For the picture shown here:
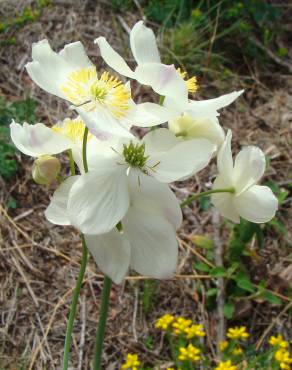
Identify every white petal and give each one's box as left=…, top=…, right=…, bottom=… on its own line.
left=45, top=176, right=79, bottom=225
left=216, top=130, right=233, bottom=182
left=95, top=37, right=135, bottom=78
left=26, top=39, right=71, bottom=97
left=168, top=114, right=225, bottom=147
left=134, top=63, right=188, bottom=105
left=128, top=170, right=182, bottom=230
left=10, top=121, right=72, bottom=157
left=211, top=175, right=240, bottom=223
left=187, top=90, right=244, bottom=116
left=76, top=107, right=134, bottom=139
left=67, top=166, right=130, bottom=234
left=143, top=128, right=180, bottom=155
left=233, top=146, right=266, bottom=195
left=85, top=230, right=130, bottom=284
left=130, top=20, right=161, bottom=65
left=149, top=137, right=216, bottom=183
left=234, top=185, right=278, bottom=223
left=127, top=102, right=175, bottom=127
left=123, top=207, right=178, bottom=279
left=58, top=41, right=92, bottom=68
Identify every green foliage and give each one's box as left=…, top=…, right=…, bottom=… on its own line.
left=142, top=280, right=158, bottom=315
left=0, top=96, right=37, bottom=180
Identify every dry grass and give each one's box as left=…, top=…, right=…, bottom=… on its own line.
left=0, top=1, right=291, bottom=369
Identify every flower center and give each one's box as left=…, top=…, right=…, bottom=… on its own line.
left=60, top=67, right=130, bottom=117
left=177, top=68, right=198, bottom=93
left=52, top=117, right=92, bottom=144
left=123, top=142, right=149, bottom=169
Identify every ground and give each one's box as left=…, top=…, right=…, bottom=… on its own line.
left=0, top=1, right=291, bottom=369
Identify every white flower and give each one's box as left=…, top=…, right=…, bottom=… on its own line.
left=10, top=116, right=100, bottom=173
left=25, top=39, right=172, bottom=137
left=95, top=20, right=188, bottom=106
left=53, top=128, right=215, bottom=235
left=211, top=131, right=278, bottom=223
left=45, top=171, right=181, bottom=283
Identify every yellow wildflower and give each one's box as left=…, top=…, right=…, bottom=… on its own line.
left=172, top=317, right=192, bottom=335
left=214, top=360, right=238, bottom=370
left=121, top=353, right=140, bottom=370
left=232, top=347, right=243, bottom=356
left=184, top=324, right=206, bottom=339
left=219, top=341, right=229, bottom=352
left=269, top=334, right=289, bottom=349
left=274, top=348, right=292, bottom=369
left=155, top=314, right=174, bottom=331
left=178, top=344, right=201, bottom=362
left=227, top=326, right=249, bottom=340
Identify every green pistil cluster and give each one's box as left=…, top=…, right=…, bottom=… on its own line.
left=90, top=82, right=107, bottom=101
left=123, top=141, right=149, bottom=168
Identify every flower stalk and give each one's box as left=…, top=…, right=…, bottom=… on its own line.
left=92, top=276, right=112, bottom=370
left=180, top=188, right=235, bottom=208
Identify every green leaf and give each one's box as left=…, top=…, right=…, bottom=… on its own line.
left=224, top=301, right=235, bottom=319
left=206, top=288, right=218, bottom=297
left=234, top=272, right=255, bottom=293
left=260, top=290, right=282, bottom=305
left=191, top=234, right=214, bottom=249
left=210, top=266, right=227, bottom=277
left=194, top=262, right=211, bottom=272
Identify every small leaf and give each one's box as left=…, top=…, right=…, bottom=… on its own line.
left=194, top=262, right=211, bottom=272
left=260, top=290, right=282, bottom=305
left=224, top=301, right=235, bottom=319
left=206, top=288, right=218, bottom=297
left=210, top=266, right=227, bottom=277
left=191, top=234, right=214, bottom=249
left=235, top=272, right=255, bottom=293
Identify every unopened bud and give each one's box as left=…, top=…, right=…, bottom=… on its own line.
left=32, top=155, right=61, bottom=185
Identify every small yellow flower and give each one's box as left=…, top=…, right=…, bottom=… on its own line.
left=155, top=314, right=175, bottom=331
left=269, top=334, right=289, bottom=349
left=121, top=353, right=140, bottom=370
left=184, top=324, right=206, bottom=339
left=172, top=317, right=192, bottom=335
left=227, top=326, right=249, bottom=341
left=274, top=348, right=292, bottom=369
left=214, top=360, right=238, bottom=370
left=178, top=343, right=201, bottom=362
left=232, top=347, right=243, bottom=356
left=219, top=340, right=229, bottom=352
left=176, top=68, right=198, bottom=93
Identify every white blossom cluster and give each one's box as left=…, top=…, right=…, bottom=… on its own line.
left=10, top=21, right=277, bottom=283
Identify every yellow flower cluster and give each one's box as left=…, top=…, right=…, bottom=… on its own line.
left=172, top=317, right=192, bottom=335
left=155, top=314, right=174, bottom=331
left=227, top=326, right=249, bottom=340
left=214, top=360, right=237, bottom=370
left=269, top=334, right=289, bottom=349
left=121, top=353, right=140, bottom=370
left=178, top=343, right=201, bottom=362
left=185, top=324, right=206, bottom=339
left=274, top=348, right=292, bottom=370
left=219, top=340, right=229, bottom=352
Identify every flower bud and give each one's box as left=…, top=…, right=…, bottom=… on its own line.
left=32, top=155, right=61, bottom=185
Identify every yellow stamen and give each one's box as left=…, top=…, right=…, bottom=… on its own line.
left=177, top=67, right=198, bottom=93
left=52, top=117, right=92, bottom=144
left=60, top=67, right=130, bottom=117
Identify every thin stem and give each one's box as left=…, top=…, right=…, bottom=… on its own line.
left=180, top=188, right=235, bottom=208
left=68, top=149, right=75, bottom=175
left=62, top=235, right=88, bottom=369
left=92, top=276, right=112, bottom=370
left=159, top=95, right=165, bottom=105
left=62, top=127, right=90, bottom=370
left=82, top=127, right=89, bottom=173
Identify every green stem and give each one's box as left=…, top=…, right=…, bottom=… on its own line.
left=68, top=149, right=75, bottom=175
left=62, top=127, right=90, bottom=370
left=82, top=127, right=89, bottom=173
left=62, top=235, right=88, bottom=369
left=180, top=188, right=235, bottom=208
left=92, top=276, right=112, bottom=370
left=159, top=95, right=165, bottom=105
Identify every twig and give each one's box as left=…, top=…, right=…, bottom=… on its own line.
left=212, top=210, right=225, bottom=357
left=251, top=37, right=292, bottom=74
left=255, top=301, right=292, bottom=351
left=132, top=286, right=138, bottom=342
